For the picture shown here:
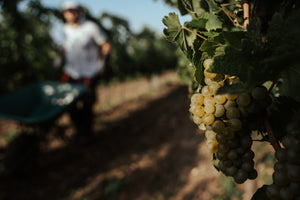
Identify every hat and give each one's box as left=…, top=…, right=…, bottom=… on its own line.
left=61, top=1, right=80, bottom=11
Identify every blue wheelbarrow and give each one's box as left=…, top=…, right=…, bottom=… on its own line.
left=0, top=81, right=86, bottom=175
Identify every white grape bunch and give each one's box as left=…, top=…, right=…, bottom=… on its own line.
left=189, top=59, right=272, bottom=184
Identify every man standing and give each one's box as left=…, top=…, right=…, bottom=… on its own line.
left=56, top=1, right=111, bottom=137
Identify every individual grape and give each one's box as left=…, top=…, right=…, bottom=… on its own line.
left=226, top=107, right=240, bottom=119
left=236, top=93, right=251, bottom=107
left=202, top=113, right=215, bottom=125
left=204, top=96, right=215, bottom=106
left=204, top=104, right=215, bottom=114
left=191, top=105, right=205, bottom=117
left=208, top=82, right=220, bottom=94
left=280, top=187, right=294, bottom=200
left=204, top=78, right=213, bottom=85
left=221, top=127, right=235, bottom=140
left=206, top=140, right=218, bottom=153
left=212, top=120, right=225, bottom=133
left=234, top=170, right=248, bottom=184
left=201, top=85, right=214, bottom=96
left=241, top=160, right=254, bottom=172
left=226, top=165, right=238, bottom=176
left=225, top=94, right=238, bottom=101
left=192, top=115, right=202, bottom=125
left=205, top=130, right=217, bottom=140
left=251, top=86, right=268, bottom=100
left=214, top=94, right=226, bottom=105
left=224, top=100, right=236, bottom=109
left=227, top=118, right=242, bottom=131
left=204, top=70, right=217, bottom=79
left=203, top=58, right=213, bottom=69
left=215, top=104, right=225, bottom=117
left=191, top=93, right=204, bottom=106
left=227, top=149, right=238, bottom=160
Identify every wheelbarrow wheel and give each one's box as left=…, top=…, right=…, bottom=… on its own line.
left=4, top=133, right=39, bottom=176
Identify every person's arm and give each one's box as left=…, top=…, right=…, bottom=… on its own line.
left=53, top=47, right=65, bottom=69
left=100, top=41, right=111, bottom=61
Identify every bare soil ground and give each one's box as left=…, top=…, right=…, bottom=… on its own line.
left=0, top=71, right=273, bottom=200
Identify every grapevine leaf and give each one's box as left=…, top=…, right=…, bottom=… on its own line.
left=251, top=185, right=270, bottom=200
left=177, top=0, right=189, bottom=16
left=177, top=0, right=194, bottom=14
left=217, top=83, right=246, bottom=94
left=193, top=39, right=204, bottom=84
left=206, top=11, right=222, bottom=31
left=163, top=13, right=195, bottom=59
left=278, top=65, right=300, bottom=103
left=204, top=0, right=222, bottom=31
left=267, top=96, right=300, bottom=141
left=185, top=19, right=207, bottom=30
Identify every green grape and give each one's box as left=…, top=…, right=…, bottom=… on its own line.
left=280, top=187, right=294, bottom=200
left=227, top=118, right=242, bottom=131
left=205, top=130, right=217, bottom=140
left=226, top=165, right=238, bottom=176
left=216, top=151, right=227, bottom=160
left=208, top=82, right=220, bottom=94
left=204, top=96, right=215, bottom=106
left=204, top=104, right=215, bottom=114
left=236, top=93, right=251, bottom=107
left=227, top=149, right=238, bottom=160
left=191, top=93, right=204, bottom=106
left=216, top=133, right=227, bottom=143
left=227, top=138, right=239, bottom=148
left=203, top=58, right=213, bottom=69
left=206, top=140, right=218, bottom=153
left=226, top=107, right=240, bottom=119
left=222, top=127, right=235, bottom=140
left=212, top=120, right=225, bottom=133
left=215, top=104, right=225, bottom=117
left=234, top=170, right=248, bottom=184
left=202, top=113, right=215, bottom=125
left=273, top=170, right=290, bottom=186
left=286, top=164, right=300, bottom=182
left=224, top=100, right=236, bottom=110
left=215, top=94, right=226, bottom=105
left=275, top=149, right=287, bottom=162
left=266, top=184, right=281, bottom=199
left=191, top=105, right=205, bottom=117
left=226, top=94, right=238, bottom=101
left=204, top=70, right=217, bottom=79
left=204, top=78, right=213, bottom=85
left=201, top=85, right=214, bottom=96
left=251, top=86, right=268, bottom=100
left=241, top=160, right=254, bottom=172
left=192, top=115, right=202, bottom=125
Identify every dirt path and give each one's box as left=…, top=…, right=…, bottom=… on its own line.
left=0, top=71, right=272, bottom=200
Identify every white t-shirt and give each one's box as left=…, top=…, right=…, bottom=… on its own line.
left=63, top=19, right=107, bottom=79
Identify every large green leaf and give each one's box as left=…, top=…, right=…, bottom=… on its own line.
left=163, top=12, right=196, bottom=59
left=204, top=0, right=222, bottom=31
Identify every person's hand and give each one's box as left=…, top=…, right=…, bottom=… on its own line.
left=101, top=42, right=111, bottom=58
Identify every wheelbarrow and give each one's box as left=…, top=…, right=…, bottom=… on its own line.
left=0, top=81, right=86, bottom=175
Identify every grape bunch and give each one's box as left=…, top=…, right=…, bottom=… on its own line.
left=266, top=134, right=300, bottom=200
left=189, top=59, right=271, bottom=183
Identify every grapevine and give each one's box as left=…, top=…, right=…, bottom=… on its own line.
left=163, top=0, right=300, bottom=199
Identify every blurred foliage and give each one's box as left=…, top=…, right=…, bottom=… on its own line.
left=0, top=0, right=179, bottom=96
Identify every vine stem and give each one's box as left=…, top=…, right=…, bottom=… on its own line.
left=264, top=116, right=282, bottom=151
left=243, top=0, right=250, bottom=30
left=182, top=26, right=207, bottom=40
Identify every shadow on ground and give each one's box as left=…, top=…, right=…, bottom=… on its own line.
left=0, top=85, right=214, bottom=200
